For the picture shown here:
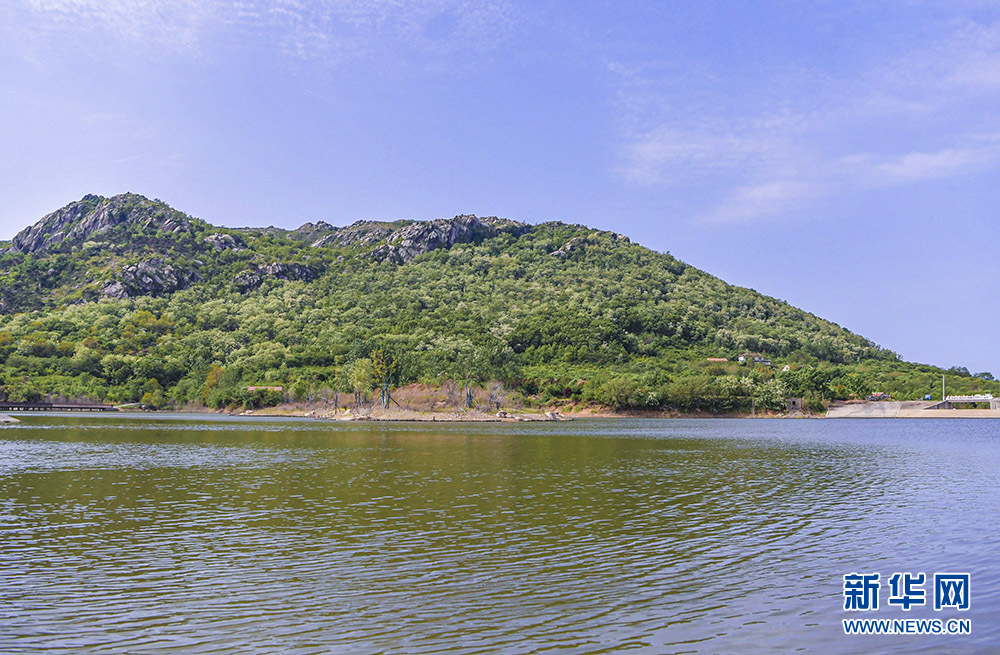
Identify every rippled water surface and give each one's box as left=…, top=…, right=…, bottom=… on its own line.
left=1, top=415, right=998, bottom=653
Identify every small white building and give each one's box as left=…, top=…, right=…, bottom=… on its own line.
left=738, top=352, right=771, bottom=366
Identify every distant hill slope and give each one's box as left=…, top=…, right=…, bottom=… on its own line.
left=0, top=193, right=993, bottom=410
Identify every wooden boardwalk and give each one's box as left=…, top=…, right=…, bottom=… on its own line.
left=0, top=402, right=118, bottom=412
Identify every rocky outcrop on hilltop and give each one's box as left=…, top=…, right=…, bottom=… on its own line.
left=309, top=215, right=529, bottom=262
left=1, top=194, right=531, bottom=306
left=8, top=193, right=195, bottom=254
left=102, top=258, right=203, bottom=298
left=289, top=221, right=335, bottom=244
left=368, top=215, right=529, bottom=264
left=311, top=220, right=397, bottom=248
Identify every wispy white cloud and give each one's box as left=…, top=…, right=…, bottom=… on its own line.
left=4, top=0, right=516, bottom=64
left=620, top=125, right=788, bottom=184
left=265, top=0, right=517, bottom=65
left=854, top=139, right=1000, bottom=186
left=700, top=179, right=818, bottom=224
left=17, top=0, right=219, bottom=54
left=614, top=18, right=1000, bottom=224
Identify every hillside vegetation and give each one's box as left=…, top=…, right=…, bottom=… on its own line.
left=0, top=193, right=995, bottom=412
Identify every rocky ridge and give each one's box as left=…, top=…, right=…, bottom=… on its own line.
left=308, top=215, right=529, bottom=263
left=310, top=220, right=398, bottom=248
left=367, top=215, right=529, bottom=264
left=0, top=194, right=541, bottom=308
left=8, top=193, right=196, bottom=255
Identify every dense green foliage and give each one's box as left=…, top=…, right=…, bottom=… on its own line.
left=0, top=194, right=995, bottom=412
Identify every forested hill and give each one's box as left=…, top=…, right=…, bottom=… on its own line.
left=0, top=193, right=993, bottom=411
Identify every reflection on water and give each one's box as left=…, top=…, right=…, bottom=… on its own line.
left=1, top=416, right=998, bottom=653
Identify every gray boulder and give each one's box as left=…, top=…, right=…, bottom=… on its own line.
left=233, top=270, right=263, bottom=291
left=234, top=262, right=317, bottom=292
left=260, top=262, right=316, bottom=281
left=204, top=233, right=245, bottom=252
left=101, top=281, right=129, bottom=299
left=104, top=258, right=203, bottom=298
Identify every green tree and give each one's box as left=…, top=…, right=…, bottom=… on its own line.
left=371, top=348, right=397, bottom=409
left=753, top=377, right=789, bottom=411
left=141, top=377, right=166, bottom=409
left=201, top=364, right=225, bottom=403
left=349, top=358, right=373, bottom=408
left=843, top=372, right=874, bottom=399
left=452, top=341, right=521, bottom=408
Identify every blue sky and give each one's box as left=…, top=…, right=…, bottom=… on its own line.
left=1, top=1, right=998, bottom=375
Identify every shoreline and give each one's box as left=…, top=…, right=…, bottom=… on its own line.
left=8, top=401, right=997, bottom=422
left=233, top=407, right=575, bottom=422
left=226, top=404, right=810, bottom=422
left=223, top=401, right=1000, bottom=421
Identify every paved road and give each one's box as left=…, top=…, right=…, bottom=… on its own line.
left=826, top=401, right=1000, bottom=418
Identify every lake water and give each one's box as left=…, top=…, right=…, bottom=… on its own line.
left=1, top=415, right=997, bottom=654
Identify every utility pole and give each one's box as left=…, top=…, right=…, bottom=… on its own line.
left=942, top=374, right=946, bottom=402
